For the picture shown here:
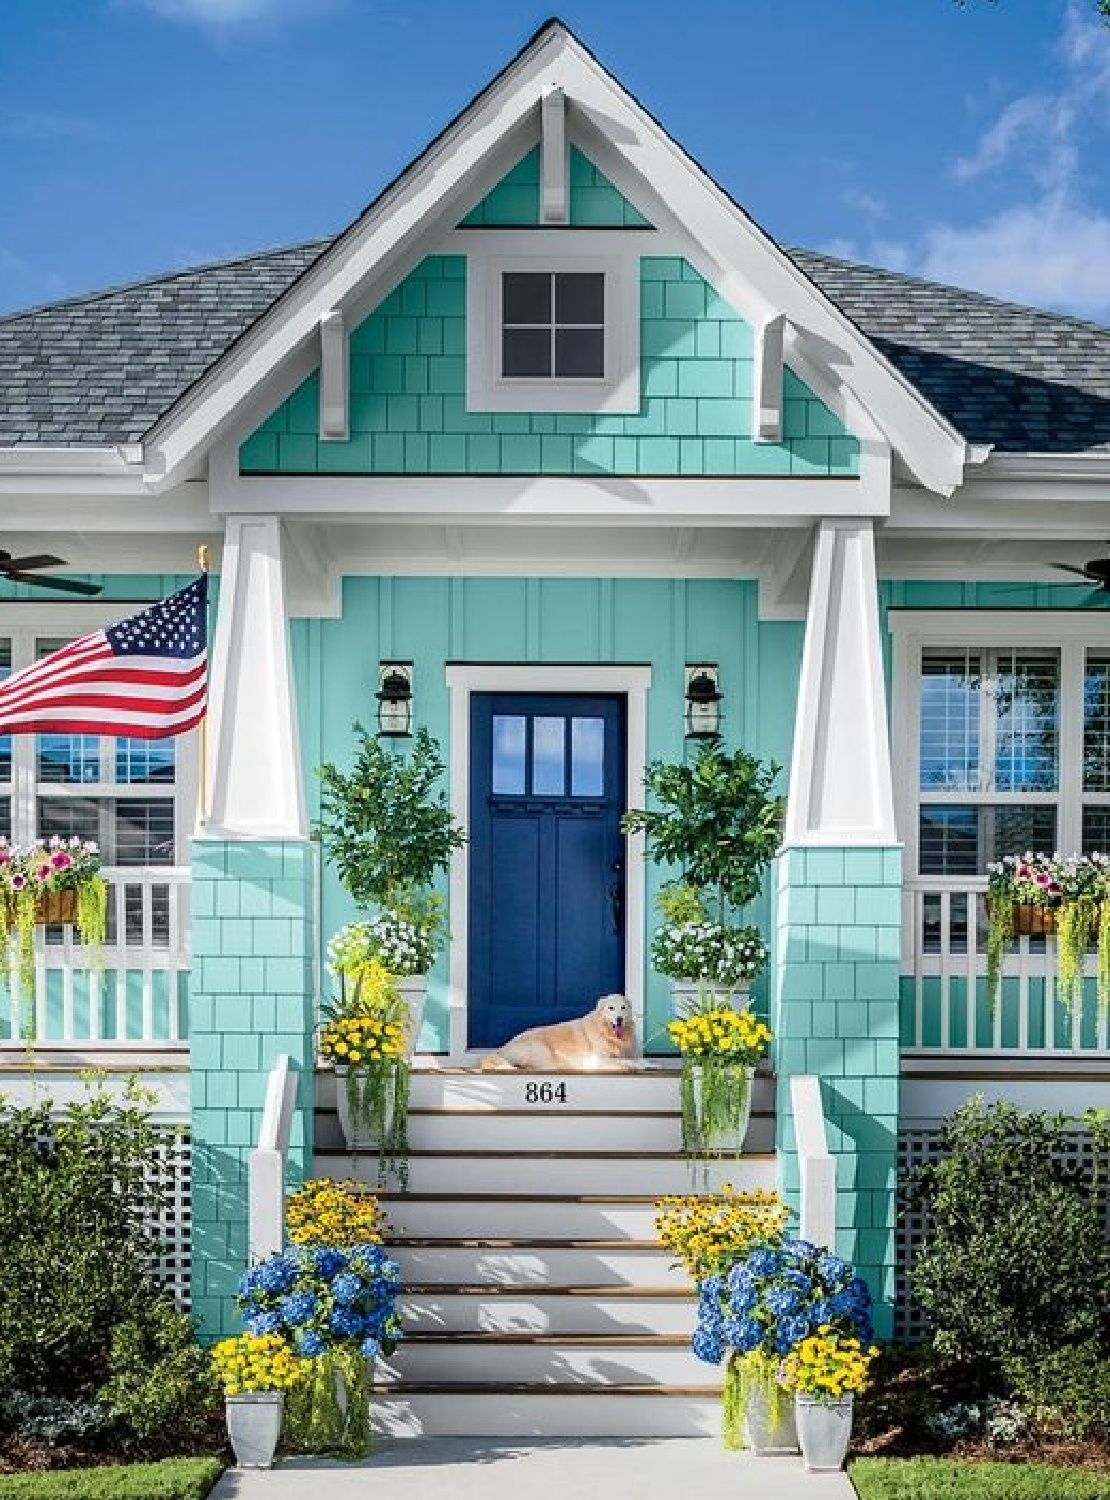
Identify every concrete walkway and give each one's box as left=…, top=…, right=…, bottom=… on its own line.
left=210, top=1437, right=857, bottom=1500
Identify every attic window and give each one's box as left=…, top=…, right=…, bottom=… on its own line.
left=465, top=239, right=640, bottom=415
left=501, top=272, right=605, bottom=379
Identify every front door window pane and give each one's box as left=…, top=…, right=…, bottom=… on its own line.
left=491, top=716, right=526, bottom=795
left=571, top=717, right=605, bottom=796
left=532, top=717, right=565, bottom=796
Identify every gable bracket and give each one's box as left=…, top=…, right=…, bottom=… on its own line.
left=541, top=86, right=569, bottom=224
left=318, top=310, right=349, bottom=442
left=755, top=313, right=785, bottom=443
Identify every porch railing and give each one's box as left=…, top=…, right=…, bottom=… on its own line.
left=0, top=866, right=190, bottom=1048
left=902, top=876, right=1110, bottom=1054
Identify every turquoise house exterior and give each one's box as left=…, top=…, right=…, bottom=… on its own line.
left=1, top=19, right=1109, bottom=1389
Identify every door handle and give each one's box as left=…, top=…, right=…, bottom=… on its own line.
left=608, top=880, right=625, bottom=936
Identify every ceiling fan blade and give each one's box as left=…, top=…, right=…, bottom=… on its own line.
left=3, top=571, right=103, bottom=596
left=0, top=553, right=67, bottom=572
left=1053, top=563, right=1095, bottom=579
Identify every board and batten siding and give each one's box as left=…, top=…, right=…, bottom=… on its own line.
left=293, top=576, right=803, bottom=1052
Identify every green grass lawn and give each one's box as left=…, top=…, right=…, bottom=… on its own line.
left=0, top=1458, right=224, bottom=1500
left=851, top=1456, right=1110, bottom=1500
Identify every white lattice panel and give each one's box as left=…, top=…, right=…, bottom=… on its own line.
left=143, top=1127, right=192, bottom=1310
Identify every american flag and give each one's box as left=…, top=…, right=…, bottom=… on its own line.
left=0, top=575, right=208, bottom=739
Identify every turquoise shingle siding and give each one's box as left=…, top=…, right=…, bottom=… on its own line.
left=188, top=837, right=315, bottom=1339
left=774, top=845, right=902, bottom=1338
left=241, top=256, right=858, bottom=477
left=460, top=145, right=653, bottom=228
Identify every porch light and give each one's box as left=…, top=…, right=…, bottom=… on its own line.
left=377, top=663, right=413, bottom=738
left=684, top=664, right=722, bottom=740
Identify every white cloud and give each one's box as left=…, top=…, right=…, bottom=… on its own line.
left=835, top=2, right=1110, bottom=318
left=120, top=0, right=332, bottom=26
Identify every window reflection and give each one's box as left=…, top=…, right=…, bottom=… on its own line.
left=571, top=717, right=604, bottom=796
left=491, top=716, right=526, bottom=795
left=532, top=717, right=565, bottom=796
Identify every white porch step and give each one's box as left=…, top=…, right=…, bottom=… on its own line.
left=316, top=1150, right=776, bottom=1196
left=398, top=1288, right=696, bottom=1337
left=392, top=1241, right=686, bottom=1288
left=377, top=1334, right=711, bottom=1386
left=383, top=1194, right=666, bottom=1241
left=370, top=1389, right=722, bottom=1438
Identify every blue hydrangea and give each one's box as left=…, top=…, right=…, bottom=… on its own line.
left=726, top=1263, right=755, bottom=1295
left=359, top=1336, right=381, bottom=1360
left=691, top=1323, right=727, bottom=1364
left=726, top=1316, right=765, bottom=1354
left=763, top=1285, right=802, bottom=1317
left=295, top=1330, right=327, bottom=1357
left=773, top=1314, right=810, bottom=1354
left=242, top=1253, right=297, bottom=1297
left=780, top=1270, right=812, bottom=1294
left=245, top=1311, right=284, bottom=1337
left=328, top=1307, right=365, bottom=1338
left=280, top=1290, right=318, bottom=1327
left=781, top=1238, right=818, bottom=1261
left=699, top=1274, right=724, bottom=1306
left=846, top=1276, right=872, bottom=1309
left=312, top=1248, right=348, bottom=1281
left=816, top=1253, right=851, bottom=1287
left=728, top=1280, right=758, bottom=1315
left=807, top=1298, right=835, bottom=1327
left=746, top=1248, right=781, bottom=1278
left=330, top=1272, right=363, bottom=1307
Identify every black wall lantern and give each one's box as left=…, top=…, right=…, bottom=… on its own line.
left=684, top=664, right=722, bottom=739
left=377, top=662, right=413, bottom=738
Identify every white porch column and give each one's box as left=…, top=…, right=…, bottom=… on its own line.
left=204, top=514, right=306, bottom=838
left=785, top=519, right=896, bottom=846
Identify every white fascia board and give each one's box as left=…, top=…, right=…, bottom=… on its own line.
left=0, top=482, right=211, bottom=530
left=142, top=33, right=570, bottom=487
left=551, top=38, right=967, bottom=496
left=889, top=485, right=1110, bottom=534
left=0, top=446, right=133, bottom=476
left=209, top=472, right=886, bottom=521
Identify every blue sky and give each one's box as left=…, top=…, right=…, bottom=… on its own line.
left=3, top=0, right=1110, bottom=321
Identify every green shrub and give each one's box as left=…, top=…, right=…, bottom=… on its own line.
left=0, top=1083, right=168, bottom=1400
left=0, top=1457, right=223, bottom=1500
left=1006, top=1339, right=1110, bottom=1440
left=96, top=1301, right=221, bottom=1455
left=905, top=1097, right=1110, bottom=1376
left=851, top=1456, right=1110, bottom=1500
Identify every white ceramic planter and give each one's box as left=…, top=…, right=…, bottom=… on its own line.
left=334, top=1065, right=401, bottom=1151
left=795, top=1392, right=853, bottom=1471
left=225, top=1391, right=284, bottom=1469
left=396, top=974, right=427, bottom=1056
left=669, top=981, right=750, bottom=1019
left=743, top=1379, right=799, bottom=1455
left=689, top=1063, right=754, bottom=1152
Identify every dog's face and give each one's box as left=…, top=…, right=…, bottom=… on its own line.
left=595, top=993, right=634, bottom=1042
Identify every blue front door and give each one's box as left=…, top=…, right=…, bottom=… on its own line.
left=468, top=693, right=626, bottom=1050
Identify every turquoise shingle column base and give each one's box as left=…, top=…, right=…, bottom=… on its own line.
left=188, top=837, right=315, bottom=1338
left=773, top=845, right=902, bottom=1339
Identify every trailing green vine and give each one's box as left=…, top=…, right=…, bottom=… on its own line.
left=1057, top=893, right=1100, bottom=1018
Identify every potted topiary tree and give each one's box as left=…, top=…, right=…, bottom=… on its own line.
left=316, top=724, right=466, bottom=1054
left=621, top=741, right=785, bottom=1016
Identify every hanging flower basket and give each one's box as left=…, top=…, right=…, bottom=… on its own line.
left=985, top=852, right=1110, bottom=1017
left=37, top=888, right=79, bottom=926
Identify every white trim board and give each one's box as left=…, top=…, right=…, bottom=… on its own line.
left=445, top=663, right=651, bottom=1062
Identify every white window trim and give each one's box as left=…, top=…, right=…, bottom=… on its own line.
left=463, top=231, right=642, bottom=415
left=445, top=663, right=651, bottom=1062
left=0, top=601, right=197, bottom=866
left=890, top=609, right=1110, bottom=875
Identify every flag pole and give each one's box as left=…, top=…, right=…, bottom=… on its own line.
left=197, top=545, right=210, bottom=827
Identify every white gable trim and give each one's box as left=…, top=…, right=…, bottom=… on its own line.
left=140, top=22, right=968, bottom=498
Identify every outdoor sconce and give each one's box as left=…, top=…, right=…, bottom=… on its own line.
left=376, top=662, right=413, bottom=738
left=684, top=664, right=722, bottom=740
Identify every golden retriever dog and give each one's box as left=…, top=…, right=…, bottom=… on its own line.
left=480, top=994, right=639, bottom=1071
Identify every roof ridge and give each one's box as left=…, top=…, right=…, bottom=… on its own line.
left=0, top=237, right=335, bottom=327
left=787, top=243, right=1110, bottom=339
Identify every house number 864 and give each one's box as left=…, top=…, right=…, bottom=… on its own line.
left=525, top=1082, right=568, bottom=1104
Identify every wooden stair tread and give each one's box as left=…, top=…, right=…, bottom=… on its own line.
left=403, top=1284, right=692, bottom=1297
left=374, top=1383, right=720, bottom=1397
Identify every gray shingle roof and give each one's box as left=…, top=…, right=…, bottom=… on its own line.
left=4, top=235, right=1110, bottom=455
left=0, top=241, right=330, bottom=446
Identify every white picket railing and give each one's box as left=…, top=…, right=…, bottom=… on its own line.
left=902, top=876, right=1110, bottom=1054
left=0, top=866, right=190, bottom=1048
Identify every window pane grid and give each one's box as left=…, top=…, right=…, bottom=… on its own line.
left=502, top=271, right=605, bottom=380
left=993, top=651, right=1059, bottom=793
left=1083, top=653, right=1110, bottom=791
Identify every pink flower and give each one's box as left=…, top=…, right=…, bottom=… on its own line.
left=50, top=852, right=73, bottom=871
left=11, top=874, right=27, bottom=891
